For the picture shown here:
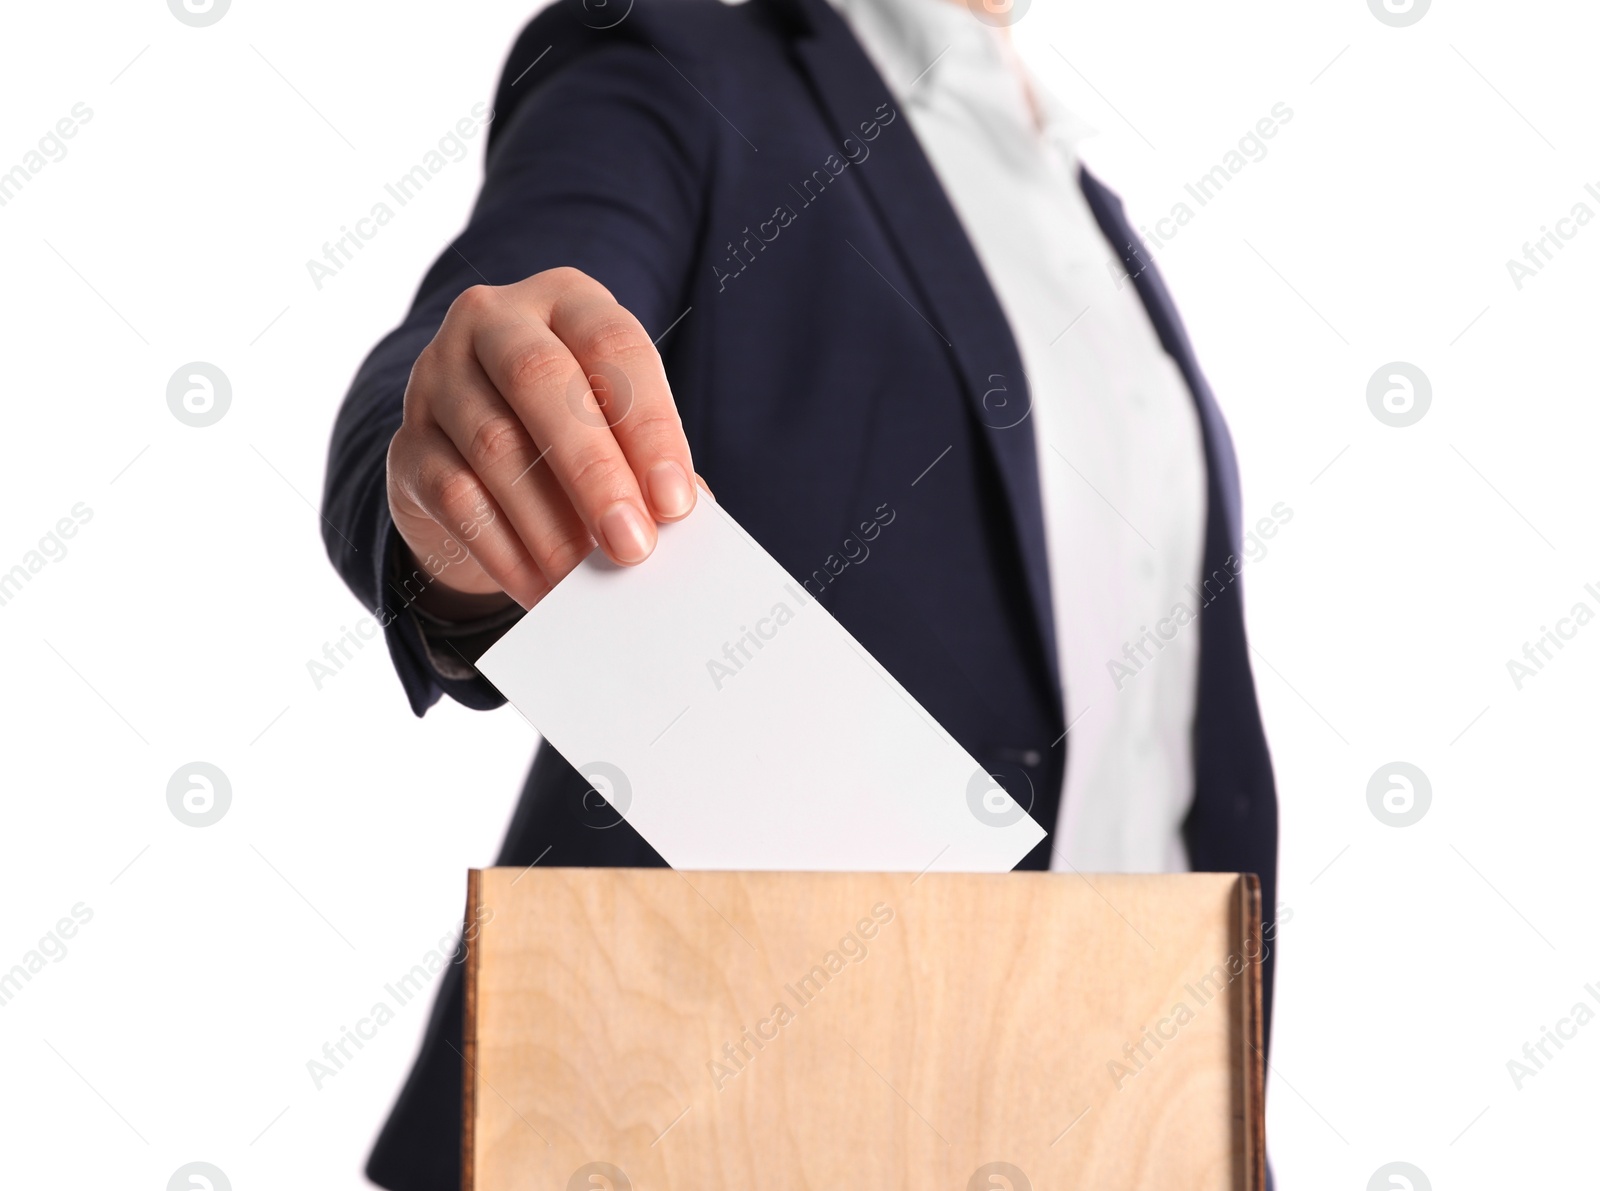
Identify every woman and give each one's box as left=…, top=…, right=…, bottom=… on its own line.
left=322, top=0, right=1278, bottom=1185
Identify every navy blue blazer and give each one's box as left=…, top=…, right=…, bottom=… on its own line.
left=321, top=1, right=1279, bottom=1186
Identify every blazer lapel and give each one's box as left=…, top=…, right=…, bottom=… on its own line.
left=777, top=0, right=1062, bottom=716
left=1077, top=168, right=1241, bottom=552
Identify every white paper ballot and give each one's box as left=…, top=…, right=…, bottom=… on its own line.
left=476, top=492, right=1045, bottom=872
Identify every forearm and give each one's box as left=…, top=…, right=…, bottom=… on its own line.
left=319, top=36, right=711, bottom=715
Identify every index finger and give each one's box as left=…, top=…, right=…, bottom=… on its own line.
left=545, top=290, right=697, bottom=525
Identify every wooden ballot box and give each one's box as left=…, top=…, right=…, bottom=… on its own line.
left=461, top=869, right=1265, bottom=1190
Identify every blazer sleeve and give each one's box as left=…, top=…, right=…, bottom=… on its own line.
left=319, top=36, right=715, bottom=717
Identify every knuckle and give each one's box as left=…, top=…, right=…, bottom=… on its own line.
left=387, top=426, right=438, bottom=498
left=451, top=283, right=496, bottom=320
left=562, top=445, right=627, bottom=501
left=433, top=468, right=487, bottom=527
left=536, top=528, right=596, bottom=580
left=403, top=348, right=443, bottom=412
left=467, top=414, right=528, bottom=473
left=502, top=339, right=572, bottom=398
left=537, top=265, right=610, bottom=301
left=505, top=553, right=549, bottom=595
left=385, top=420, right=417, bottom=469
left=625, top=407, right=684, bottom=443
left=575, top=313, right=648, bottom=368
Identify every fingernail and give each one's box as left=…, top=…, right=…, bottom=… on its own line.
left=599, top=501, right=653, bottom=564
left=646, top=461, right=695, bottom=519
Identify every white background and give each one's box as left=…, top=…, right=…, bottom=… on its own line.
left=2, top=0, right=1596, bottom=1187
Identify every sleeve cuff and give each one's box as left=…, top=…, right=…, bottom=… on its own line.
left=375, top=510, right=513, bottom=716
left=408, top=592, right=526, bottom=680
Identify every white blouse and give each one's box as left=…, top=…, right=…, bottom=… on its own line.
left=826, top=0, right=1208, bottom=873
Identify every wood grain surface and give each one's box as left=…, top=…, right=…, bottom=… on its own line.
left=464, top=868, right=1263, bottom=1191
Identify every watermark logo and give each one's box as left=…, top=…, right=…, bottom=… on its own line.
left=1368, top=1161, right=1431, bottom=1190
left=1366, top=762, right=1431, bottom=828
left=305, top=103, right=493, bottom=291
left=1107, top=932, right=1276, bottom=1090
left=568, top=1162, right=631, bottom=1190
left=168, top=0, right=230, bottom=27
left=306, top=907, right=492, bottom=1089
left=167, top=362, right=231, bottom=428
left=1366, top=362, right=1430, bottom=427
left=706, top=595, right=801, bottom=690
left=0, top=903, right=94, bottom=1009
left=1107, top=501, right=1294, bottom=692
left=1506, top=984, right=1600, bottom=1089
left=1505, top=184, right=1599, bottom=290
left=714, top=103, right=895, bottom=293
left=0, top=102, right=94, bottom=211
left=566, top=360, right=635, bottom=430
left=576, top=0, right=633, bottom=30
left=976, top=372, right=1031, bottom=430
left=968, top=1161, right=1031, bottom=1190
left=967, top=767, right=1029, bottom=828
left=1109, top=103, right=1295, bottom=271
left=571, top=762, right=631, bottom=830
left=167, top=762, right=232, bottom=828
left=168, top=1162, right=231, bottom=1191
left=966, top=0, right=1030, bottom=28
left=799, top=502, right=897, bottom=601
left=0, top=502, right=94, bottom=611
left=708, top=902, right=895, bottom=1090
left=1367, top=0, right=1429, bottom=27
left=1505, top=582, right=1598, bottom=690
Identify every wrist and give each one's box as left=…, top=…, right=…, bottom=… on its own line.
left=393, top=534, right=517, bottom=623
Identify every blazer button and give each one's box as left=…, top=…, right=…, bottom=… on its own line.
left=996, top=747, right=1042, bottom=767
